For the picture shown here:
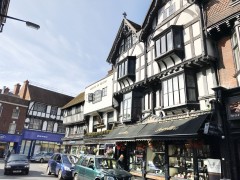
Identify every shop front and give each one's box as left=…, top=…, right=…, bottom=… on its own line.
left=0, top=133, right=21, bottom=157
left=104, top=113, right=222, bottom=180
left=20, top=129, right=64, bottom=158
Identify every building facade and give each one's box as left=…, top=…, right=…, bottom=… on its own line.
left=104, top=0, right=222, bottom=180
left=206, top=0, right=240, bottom=179
left=18, top=80, right=73, bottom=157
left=62, top=92, right=86, bottom=155
left=83, top=71, right=117, bottom=156
left=0, top=85, right=28, bottom=157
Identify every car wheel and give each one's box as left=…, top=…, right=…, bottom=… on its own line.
left=58, top=170, right=63, bottom=180
left=4, top=170, right=8, bottom=175
left=47, top=166, right=51, bottom=175
left=74, top=174, right=79, bottom=180
left=40, top=158, right=44, bottom=163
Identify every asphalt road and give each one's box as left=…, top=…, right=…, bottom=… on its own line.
left=0, top=159, right=60, bottom=180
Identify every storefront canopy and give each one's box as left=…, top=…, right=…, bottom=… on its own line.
left=103, top=113, right=209, bottom=141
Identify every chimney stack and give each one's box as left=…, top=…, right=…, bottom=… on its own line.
left=13, top=83, right=21, bottom=95
left=19, top=80, right=29, bottom=99
left=4, top=87, right=10, bottom=94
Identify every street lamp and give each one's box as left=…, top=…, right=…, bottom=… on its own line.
left=0, top=13, right=40, bottom=30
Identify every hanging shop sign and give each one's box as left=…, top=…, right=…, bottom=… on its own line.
left=204, top=122, right=222, bottom=136
left=226, top=96, right=240, bottom=120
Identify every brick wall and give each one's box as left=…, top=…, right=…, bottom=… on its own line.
left=217, top=36, right=238, bottom=88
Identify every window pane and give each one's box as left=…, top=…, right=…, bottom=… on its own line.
left=124, top=61, right=128, bottom=75
left=178, top=74, right=185, bottom=89
left=169, top=92, right=173, bottom=106
left=168, top=79, right=173, bottom=92
left=156, top=39, right=161, bottom=57
left=174, top=91, right=180, bottom=104
left=163, top=81, right=168, bottom=94
left=164, top=94, right=168, bottom=107
left=173, top=77, right=178, bottom=91
left=167, top=32, right=173, bottom=51
left=180, top=89, right=185, bottom=104
left=234, top=47, right=240, bottom=70
left=188, top=89, right=196, bottom=101
left=161, top=36, right=166, bottom=54
left=175, top=30, right=182, bottom=48
left=121, top=63, right=125, bottom=77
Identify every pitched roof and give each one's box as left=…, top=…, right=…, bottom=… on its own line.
left=0, top=94, right=29, bottom=106
left=28, top=85, right=73, bottom=107
left=62, top=92, right=85, bottom=109
left=106, top=18, right=141, bottom=64
left=206, top=0, right=240, bottom=27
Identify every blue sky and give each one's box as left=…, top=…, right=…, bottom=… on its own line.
left=0, top=0, right=151, bottom=96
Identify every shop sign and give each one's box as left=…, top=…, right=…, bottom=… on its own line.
left=0, top=134, right=6, bottom=139
left=155, top=126, right=178, bottom=132
left=204, top=158, right=221, bottom=174
left=226, top=96, right=240, bottom=120
left=204, top=122, right=222, bottom=136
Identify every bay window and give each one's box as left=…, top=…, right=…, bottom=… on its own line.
left=123, top=92, right=132, bottom=121
left=155, top=25, right=184, bottom=60
left=117, top=56, right=136, bottom=81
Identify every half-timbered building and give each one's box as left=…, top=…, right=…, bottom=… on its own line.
left=104, top=0, right=223, bottom=179
left=62, top=92, right=86, bottom=155
left=18, top=80, right=73, bottom=157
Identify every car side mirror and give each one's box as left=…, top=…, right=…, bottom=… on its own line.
left=89, top=164, right=94, bottom=170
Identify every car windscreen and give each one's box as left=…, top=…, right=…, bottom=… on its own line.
left=96, top=158, right=117, bottom=169
left=8, top=155, right=28, bottom=162
left=62, top=155, right=77, bottom=164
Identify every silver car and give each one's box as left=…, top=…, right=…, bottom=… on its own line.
left=30, top=152, right=53, bottom=163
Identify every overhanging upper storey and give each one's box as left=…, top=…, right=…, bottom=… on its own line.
left=153, top=25, right=184, bottom=65
left=106, top=18, right=141, bottom=65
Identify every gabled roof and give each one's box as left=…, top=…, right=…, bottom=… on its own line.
left=140, top=0, right=162, bottom=41
left=28, top=85, right=73, bottom=107
left=0, top=94, right=29, bottom=106
left=206, top=0, right=240, bottom=28
left=62, top=92, right=85, bottom=109
left=106, top=18, right=141, bottom=64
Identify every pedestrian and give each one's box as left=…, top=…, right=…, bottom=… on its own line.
left=116, top=154, right=124, bottom=170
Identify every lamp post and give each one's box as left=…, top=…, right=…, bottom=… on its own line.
left=0, top=13, right=40, bottom=31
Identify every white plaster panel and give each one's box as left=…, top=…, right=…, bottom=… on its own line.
left=136, top=71, right=139, bottom=82
left=153, top=61, right=159, bottom=75
left=136, top=57, right=140, bottom=69
left=141, top=69, right=145, bottom=81
left=147, top=50, right=152, bottom=63
left=159, top=61, right=166, bottom=71
left=46, top=106, right=51, bottom=114
left=184, top=44, right=192, bottom=60
left=192, top=21, right=200, bottom=37
left=147, top=65, right=152, bottom=78
left=197, top=71, right=204, bottom=97
left=165, top=57, right=174, bottom=69
left=46, top=114, right=50, bottom=118
left=84, top=74, right=113, bottom=115
left=176, top=6, right=198, bottom=25
left=183, top=27, right=190, bottom=43
left=206, top=68, right=214, bottom=95
left=194, top=38, right=202, bottom=56
left=141, top=56, right=145, bottom=66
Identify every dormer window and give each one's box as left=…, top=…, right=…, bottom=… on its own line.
left=119, top=35, right=133, bottom=54
left=154, top=25, right=184, bottom=60
left=117, top=56, right=136, bottom=81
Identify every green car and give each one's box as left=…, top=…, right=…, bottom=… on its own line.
left=73, top=155, right=133, bottom=180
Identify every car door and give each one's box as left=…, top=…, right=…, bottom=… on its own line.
left=51, top=154, right=60, bottom=174
left=49, top=154, right=57, bottom=172
left=84, top=157, right=96, bottom=180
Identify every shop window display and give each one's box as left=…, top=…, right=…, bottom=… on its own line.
left=169, top=141, right=210, bottom=180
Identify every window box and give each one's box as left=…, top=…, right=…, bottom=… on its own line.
left=117, top=56, right=136, bottom=81
left=154, top=25, right=184, bottom=62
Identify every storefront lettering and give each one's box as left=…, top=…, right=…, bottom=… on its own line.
left=0, top=134, right=6, bottom=139
left=118, top=131, right=128, bottom=135
left=155, top=126, right=178, bottom=132
left=37, top=135, right=48, bottom=138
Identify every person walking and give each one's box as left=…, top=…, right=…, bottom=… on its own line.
left=116, top=154, right=125, bottom=170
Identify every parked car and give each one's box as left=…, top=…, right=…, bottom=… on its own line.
left=30, top=152, right=53, bottom=163
left=47, top=153, right=78, bottom=179
left=4, top=154, right=30, bottom=175
left=73, top=155, right=133, bottom=180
